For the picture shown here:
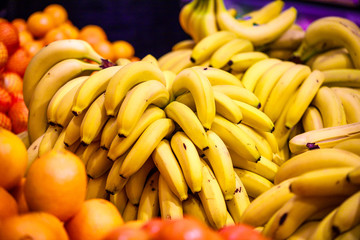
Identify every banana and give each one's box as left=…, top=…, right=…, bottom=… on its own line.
left=152, top=139, right=188, bottom=201
left=288, top=221, right=320, bottom=240
left=237, top=123, right=274, bottom=161
left=190, top=30, right=238, bottom=64
left=171, top=67, right=215, bottom=130
left=164, top=50, right=194, bottom=75
left=275, top=148, right=360, bottom=184
left=285, top=70, right=325, bottom=129
left=80, top=93, right=109, bottom=145
left=298, top=17, right=360, bottom=69
left=17, top=131, right=30, bottom=149
left=178, top=0, right=198, bottom=34
left=72, top=65, right=122, bottom=116
left=228, top=51, right=269, bottom=72
left=174, top=92, right=196, bottom=111
left=185, top=0, right=204, bottom=42
left=197, top=158, right=228, bottom=230
left=52, top=128, right=66, bottom=150
left=213, top=91, right=243, bottom=124
left=240, top=178, right=296, bottom=227
left=254, top=61, right=295, bottom=109
left=163, top=70, right=176, bottom=102
left=202, top=130, right=236, bottom=200
left=23, top=39, right=103, bottom=107
left=265, top=48, right=294, bottom=61
left=266, top=25, right=305, bottom=50
left=105, top=154, right=128, bottom=195
left=211, top=114, right=260, bottom=162
left=100, top=118, right=118, bottom=151
left=241, top=58, right=281, bottom=92
left=234, top=100, right=274, bottom=132
left=109, top=188, right=128, bottom=215
left=308, top=208, right=338, bottom=240
left=193, top=0, right=218, bottom=43
left=107, top=105, right=166, bottom=161
left=63, top=112, right=86, bottom=147
left=115, top=58, right=131, bottom=66
left=335, top=224, right=360, bottom=240
left=85, top=171, right=109, bottom=200
left=170, top=131, right=203, bottom=193
left=234, top=168, right=274, bottom=199
left=301, top=106, right=324, bottom=132
left=125, top=157, right=156, bottom=205
left=209, top=38, right=254, bottom=69
left=332, top=87, right=360, bottom=123
left=230, top=149, right=279, bottom=182
left=52, top=76, right=90, bottom=128
left=216, top=0, right=297, bottom=46
left=182, top=193, right=211, bottom=226
left=117, top=80, right=169, bottom=137
left=158, top=49, right=193, bottom=71
left=104, top=61, right=166, bottom=117
left=122, top=201, right=138, bottom=222
left=322, top=69, right=360, bottom=88
left=263, top=64, right=312, bottom=123
left=172, top=39, right=196, bottom=51
left=137, top=171, right=160, bottom=221
left=333, top=138, right=360, bottom=156
left=118, top=118, right=175, bottom=179
left=307, top=48, right=354, bottom=71
left=288, top=122, right=360, bottom=154
left=86, top=147, right=113, bottom=179
left=74, top=143, right=87, bottom=159
left=38, top=125, right=62, bottom=157
left=289, top=167, right=360, bottom=197
left=311, top=86, right=347, bottom=128
left=141, top=54, right=159, bottom=68
left=332, top=191, right=360, bottom=234
left=226, top=172, right=251, bottom=223
left=191, top=66, right=243, bottom=87
left=262, top=195, right=345, bottom=240
left=158, top=174, right=184, bottom=220
left=26, top=133, right=45, bottom=174
left=80, top=141, right=100, bottom=166
left=27, top=59, right=100, bottom=143
left=47, top=75, right=88, bottom=126
left=212, top=84, right=260, bottom=108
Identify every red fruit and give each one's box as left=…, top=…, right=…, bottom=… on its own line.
left=10, top=91, right=24, bottom=105
left=141, top=217, right=166, bottom=239
left=0, top=112, right=12, bottom=131
left=218, top=223, right=270, bottom=240
left=0, top=42, right=8, bottom=71
left=5, top=48, right=32, bottom=77
left=0, top=71, right=23, bottom=93
left=0, top=87, right=11, bottom=113
left=0, top=22, right=19, bottom=55
left=8, top=101, right=28, bottom=134
left=103, top=225, right=151, bottom=240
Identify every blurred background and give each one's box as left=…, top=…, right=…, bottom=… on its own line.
left=1, top=0, right=359, bottom=59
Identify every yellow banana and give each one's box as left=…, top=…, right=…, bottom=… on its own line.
left=105, top=154, right=128, bottom=195
left=301, top=106, right=324, bottom=132
left=86, top=171, right=109, bottom=200
left=137, top=171, right=160, bottom=221
left=86, top=148, right=113, bottom=179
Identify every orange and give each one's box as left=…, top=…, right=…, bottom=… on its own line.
left=0, top=211, right=69, bottom=240
left=44, top=27, right=68, bottom=45
left=24, top=39, right=44, bottom=57
left=9, top=177, right=29, bottom=214
left=0, top=186, right=18, bottom=220
left=24, top=149, right=87, bottom=221
left=59, top=22, right=79, bottom=39
left=130, top=56, right=141, bottom=62
left=0, top=41, right=8, bottom=71
left=27, top=11, right=55, bottom=38
left=5, top=47, right=32, bottom=77
left=78, top=24, right=107, bottom=46
left=0, top=128, right=27, bottom=190
left=11, top=18, right=27, bottom=32
left=113, top=40, right=135, bottom=59
left=0, top=71, right=23, bottom=93
left=43, top=4, right=68, bottom=27
left=0, top=22, right=19, bottom=55
left=65, top=198, right=124, bottom=240
left=18, top=30, right=34, bottom=46
left=93, top=40, right=115, bottom=62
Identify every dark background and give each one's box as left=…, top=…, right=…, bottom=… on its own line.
left=1, top=0, right=359, bottom=59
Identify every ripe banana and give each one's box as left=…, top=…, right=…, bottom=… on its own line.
left=63, top=112, right=86, bottom=147
left=23, top=39, right=103, bottom=107
left=80, top=141, right=100, bottom=166
left=26, top=133, right=45, bottom=174
left=322, top=69, right=360, bottom=88
left=301, top=106, right=324, bottom=132
left=192, top=66, right=243, bottom=87
left=158, top=49, right=192, bottom=71
left=182, top=193, right=211, bottom=226
left=137, top=171, right=160, bottom=221
left=170, top=131, right=203, bottom=193
left=308, top=208, right=338, bottom=240
left=266, top=24, right=305, bottom=50
left=171, top=39, right=196, bottom=51
left=228, top=51, right=269, bottom=72
left=118, top=118, right=175, bottom=179
left=213, top=91, right=243, bottom=124
left=85, top=171, right=109, bottom=200
left=212, top=84, right=260, bottom=108
left=105, top=154, right=128, bottom=195
left=38, top=125, right=62, bottom=157
left=334, top=224, right=360, bottom=240
left=72, top=65, right=122, bottom=116
left=307, top=48, right=354, bottom=71
left=332, top=87, right=360, bottom=123
left=122, top=201, right=138, bottom=222
left=171, top=67, right=215, bottom=130
left=109, top=188, right=128, bottom=215
left=285, top=70, right=325, bottom=129
left=287, top=221, right=320, bottom=240
left=104, top=61, right=166, bottom=117
left=27, top=59, right=100, bottom=143
left=116, top=80, right=169, bottom=137
left=100, top=118, right=118, bottom=151
left=333, top=138, right=360, bottom=156
left=86, top=148, right=113, bottom=179
left=107, top=105, right=166, bottom=161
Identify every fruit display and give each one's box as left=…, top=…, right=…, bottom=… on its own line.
left=1, top=0, right=360, bottom=239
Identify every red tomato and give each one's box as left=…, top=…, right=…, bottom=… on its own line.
left=218, top=223, right=270, bottom=240
left=156, top=215, right=222, bottom=240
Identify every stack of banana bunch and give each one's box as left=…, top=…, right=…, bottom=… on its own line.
left=24, top=39, right=284, bottom=230
left=239, top=121, right=360, bottom=239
